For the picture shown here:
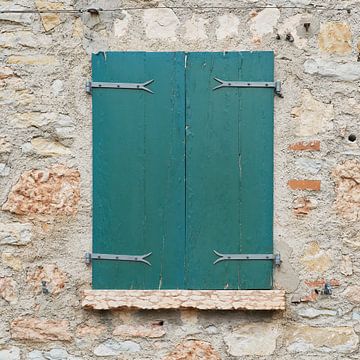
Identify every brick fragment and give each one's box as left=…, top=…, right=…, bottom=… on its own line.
left=289, top=140, right=320, bottom=151
left=305, top=279, right=340, bottom=288
left=288, top=180, right=321, bottom=191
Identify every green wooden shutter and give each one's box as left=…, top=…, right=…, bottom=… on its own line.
left=185, top=52, right=274, bottom=289
left=92, top=51, right=274, bottom=290
left=92, top=52, right=185, bottom=289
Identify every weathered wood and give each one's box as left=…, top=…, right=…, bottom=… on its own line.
left=82, top=290, right=285, bottom=310
left=92, top=52, right=186, bottom=289
left=185, top=52, right=274, bottom=289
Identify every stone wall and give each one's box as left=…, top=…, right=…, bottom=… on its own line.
left=1, top=0, right=360, bottom=358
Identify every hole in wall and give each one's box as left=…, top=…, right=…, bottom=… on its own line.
left=348, top=134, right=357, bottom=142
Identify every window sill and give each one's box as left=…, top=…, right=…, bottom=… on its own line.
left=82, top=290, right=285, bottom=310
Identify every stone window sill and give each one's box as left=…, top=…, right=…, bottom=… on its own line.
left=82, top=290, right=285, bottom=310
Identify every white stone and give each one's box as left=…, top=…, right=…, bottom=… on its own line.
left=94, top=340, right=140, bottom=356
left=286, top=325, right=359, bottom=353
left=143, top=9, right=180, bottom=40
left=27, top=351, right=45, bottom=360
left=0, top=222, right=32, bottom=245
left=352, top=312, right=360, bottom=320
left=224, top=323, right=278, bottom=356
left=341, top=255, right=353, bottom=276
left=30, top=138, right=71, bottom=157
left=216, top=14, right=239, bottom=40
left=292, top=90, right=334, bottom=137
left=278, top=14, right=307, bottom=49
left=297, top=308, right=337, bottom=318
left=0, top=347, right=20, bottom=360
left=250, top=8, right=280, bottom=36
left=54, top=115, right=75, bottom=140
left=0, top=163, right=10, bottom=176
left=114, top=12, right=131, bottom=38
left=295, top=158, right=322, bottom=174
left=28, top=348, right=82, bottom=360
left=21, top=143, right=33, bottom=153
left=304, top=59, right=360, bottom=81
left=184, top=16, right=208, bottom=41
left=51, top=80, right=64, bottom=96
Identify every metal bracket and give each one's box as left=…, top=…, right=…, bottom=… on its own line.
left=213, top=250, right=281, bottom=266
left=85, top=252, right=152, bottom=266
left=86, top=80, right=154, bottom=94
left=213, top=78, right=282, bottom=97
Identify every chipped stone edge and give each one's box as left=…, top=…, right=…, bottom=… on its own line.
left=82, top=290, right=286, bottom=310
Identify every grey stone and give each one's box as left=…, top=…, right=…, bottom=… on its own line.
left=27, top=351, right=46, bottom=360
left=51, top=80, right=64, bottom=96
left=143, top=9, right=180, bottom=40
left=94, top=339, right=141, bottom=356
left=0, top=163, right=10, bottom=176
left=297, top=308, right=337, bottom=318
left=304, top=59, right=360, bottom=81
left=295, top=158, right=322, bottom=174
left=224, top=323, right=278, bottom=356
left=0, top=222, right=32, bottom=245
left=0, top=347, right=21, bottom=360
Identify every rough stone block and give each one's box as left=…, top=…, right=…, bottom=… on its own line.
left=163, top=340, right=220, bottom=360
left=113, top=324, right=165, bottom=338
left=7, top=55, right=58, bottom=65
left=332, top=160, right=360, bottom=221
left=27, top=264, right=68, bottom=295
left=0, top=347, right=20, bottom=360
left=0, top=222, right=32, bottom=245
left=286, top=325, right=358, bottom=353
left=250, top=8, right=280, bottom=37
left=35, top=0, right=63, bottom=32
left=224, top=323, right=278, bottom=356
left=29, top=137, right=71, bottom=157
left=143, top=9, right=179, bottom=40
left=216, top=14, right=239, bottom=40
left=2, top=164, right=80, bottom=216
left=11, top=318, right=72, bottom=342
left=1, top=253, right=22, bottom=271
left=319, top=22, right=352, bottom=54
left=93, top=339, right=140, bottom=356
left=301, top=242, right=331, bottom=272
left=291, top=90, right=333, bottom=136
left=184, top=16, right=208, bottom=41
left=0, top=277, right=17, bottom=304
left=304, top=59, right=360, bottom=81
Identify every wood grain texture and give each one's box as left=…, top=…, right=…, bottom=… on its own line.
left=92, top=52, right=185, bottom=289
left=185, top=52, right=274, bottom=289
left=82, top=289, right=286, bottom=310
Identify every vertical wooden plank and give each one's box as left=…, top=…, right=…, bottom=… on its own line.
left=185, top=52, right=274, bottom=289
left=237, top=52, right=274, bottom=289
left=186, top=52, right=242, bottom=289
left=92, top=52, right=185, bottom=289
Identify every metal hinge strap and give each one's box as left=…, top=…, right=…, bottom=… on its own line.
left=86, top=80, right=154, bottom=94
left=213, top=78, right=282, bottom=97
left=213, top=250, right=281, bottom=265
left=85, top=252, right=152, bottom=266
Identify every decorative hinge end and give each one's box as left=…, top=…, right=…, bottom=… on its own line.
left=85, top=252, right=92, bottom=265
left=86, top=81, right=92, bottom=95
left=274, top=80, right=283, bottom=98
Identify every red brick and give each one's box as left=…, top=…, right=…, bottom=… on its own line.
left=289, top=141, right=320, bottom=151
left=288, top=180, right=321, bottom=191
left=301, top=290, right=319, bottom=302
left=305, top=279, right=340, bottom=288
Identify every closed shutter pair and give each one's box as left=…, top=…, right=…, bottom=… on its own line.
left=91, top=51, right=275, bottom=290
